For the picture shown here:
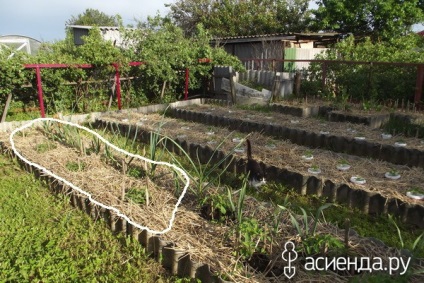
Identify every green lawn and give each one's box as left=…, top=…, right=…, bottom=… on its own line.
left=0, top=154, right=173, bottom=283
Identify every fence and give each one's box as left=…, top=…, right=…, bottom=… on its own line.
left=239, top=58, right=424, bottom=104
left=212, top=67, right=295, bottom=100
left=1, top=62, right=191, bottom=122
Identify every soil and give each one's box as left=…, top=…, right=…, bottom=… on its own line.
left=2, top=103, right=424, bottom=282
left=99, top=109, right=424, bottom=206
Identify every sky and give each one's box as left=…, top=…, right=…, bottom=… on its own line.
left=0, top=0, right=171, bottom=42
left=0, top=0, right=422, bottom=43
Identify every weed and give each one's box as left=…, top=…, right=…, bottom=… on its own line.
left=35, top=142, right=57, bottom=153
left=278, top=202, right=337, bottom=256
left=388, top=214, right=424, bottom=255
left=0, top=154, right=170, bottom=282
left=126, top=187, right=147, bottom=205
left=65, top=160, right=86, bottom=172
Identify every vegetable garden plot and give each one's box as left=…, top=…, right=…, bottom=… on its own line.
left=98, top=111, right=424, bottom=207
left=9, top=119, right=190, bottom=234
left=2, top=116, right=424, bottom=282
left=93, top=113, right=424, bottom=282
left=180, top=103, right=424, bottom=151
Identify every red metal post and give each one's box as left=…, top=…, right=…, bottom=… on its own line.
left=35, top=66, right=46, bottom=118
left=184, top=68, right=189, bottom=100
left=415, top=65, right=424, bottom=104
left=113, top=64, right=122, bottom=110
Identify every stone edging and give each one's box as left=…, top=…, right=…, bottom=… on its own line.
left=93, top=119, right=424, bottom=229
left=169, top=101, right=424, bottom=170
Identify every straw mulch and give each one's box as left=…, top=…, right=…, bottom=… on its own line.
left=4, top=118, right=423, bottom=283
left=100, top=110, right=424, bottom=205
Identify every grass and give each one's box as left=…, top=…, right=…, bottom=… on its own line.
left=0, top=154, right=175, bottom=283
left=258, top=183, right=424, bottom=259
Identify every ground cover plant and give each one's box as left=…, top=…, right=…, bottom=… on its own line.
left=0, top=154, right=174, bottom=282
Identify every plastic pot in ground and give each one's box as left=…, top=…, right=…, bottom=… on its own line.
left=350, top=176, right=366, bottom=185
left=308, top=167, right=321, bottom=175
left=234, top=147, right=245, bottom=153
left=302, top=151, right=314, bottom=161
left=406, top=188, right=424, bottom=200
left=385, top=171, right=401, bottom=180
left=337, top=163, right=351, bottom=171
left=381, top=133, right=392, bottom=140
left=265, top=143, right=276, bottom=149
left=394, top=141, right=407, bottom=147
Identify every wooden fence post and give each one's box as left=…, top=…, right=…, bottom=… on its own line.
left=1, top=93, right=12, bottom=123
left=415, top=64, right=424, bottom=104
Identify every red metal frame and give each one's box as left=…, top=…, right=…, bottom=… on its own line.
left=24, top=62, right=144, bottom=117
left=22, top=60, right=199, bottom=118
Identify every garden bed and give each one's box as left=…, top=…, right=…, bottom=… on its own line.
left=1, top=99, right=423, bottom=282
left=95, top=111, right=424, bottom=228
left=170, top=101, right=424, bottom=169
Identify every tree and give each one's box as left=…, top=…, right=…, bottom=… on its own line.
left=66, top=8, right=120, bottom=26
left=167, top=0, right=311, bottom=37
left=121, top=16, right=244, bottom=101
left=312, top=0, right=424, bottom=41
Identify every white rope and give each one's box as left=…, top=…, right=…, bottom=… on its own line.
left=9, top=117, right=190, bottom=235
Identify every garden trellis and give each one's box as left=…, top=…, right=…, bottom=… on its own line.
left=23, top=62, right=145, bottom=118
left=15, top=62, right=192, bottom=119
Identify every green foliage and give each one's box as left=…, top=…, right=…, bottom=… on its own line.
left=65, top=160, right=86, bottom=172
left=122, top=18, right=244, bottom=102
left=312, top=0, right=424, bottom=41
left=164, top=130, right=242, bottom=198
left=65, top=8, right=120, bottom=26
left=278, top=202, right=345, bottom=256
left=261, top=183, right=424, bottom=258
left=307, top=34, right=424, bottom=103
left=0, top=46, right=29, bottom=98
left=388, top=214, right=424, bottom=254
left=35, top=142, right=57, bottom=153
left=126, top=187, right=147, bottom=205
left=0, top=155, right=169, bottom=282
left=1, top=14, right=244, bottom=117
left=168, top=0, right=312, bottom=37
left=236, top=217, right=267, bottom=259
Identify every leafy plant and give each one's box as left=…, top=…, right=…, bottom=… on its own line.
left=388, top=168, right=400, bottom=176
left=338, top=159, right=350, bottom=166
left=126, top=187, right=147, bottom=205
left=302, top=234, right=345, bottom=257
left=164, top=131, right=242, bottom=197
left=236, top=217, right=267, bottom=259
left=388, top=214, right=424, bottom=254
left=278, top=202, right=335, bottom=256
left=200, top=191, right=234, bottom=222
left=409, top=187, right=424, bottom=195
left=303, top=150, right=313, bottom=157
left=65, top=160, right=86, bottom=172
left=35, top=142, right=57, bottom=153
